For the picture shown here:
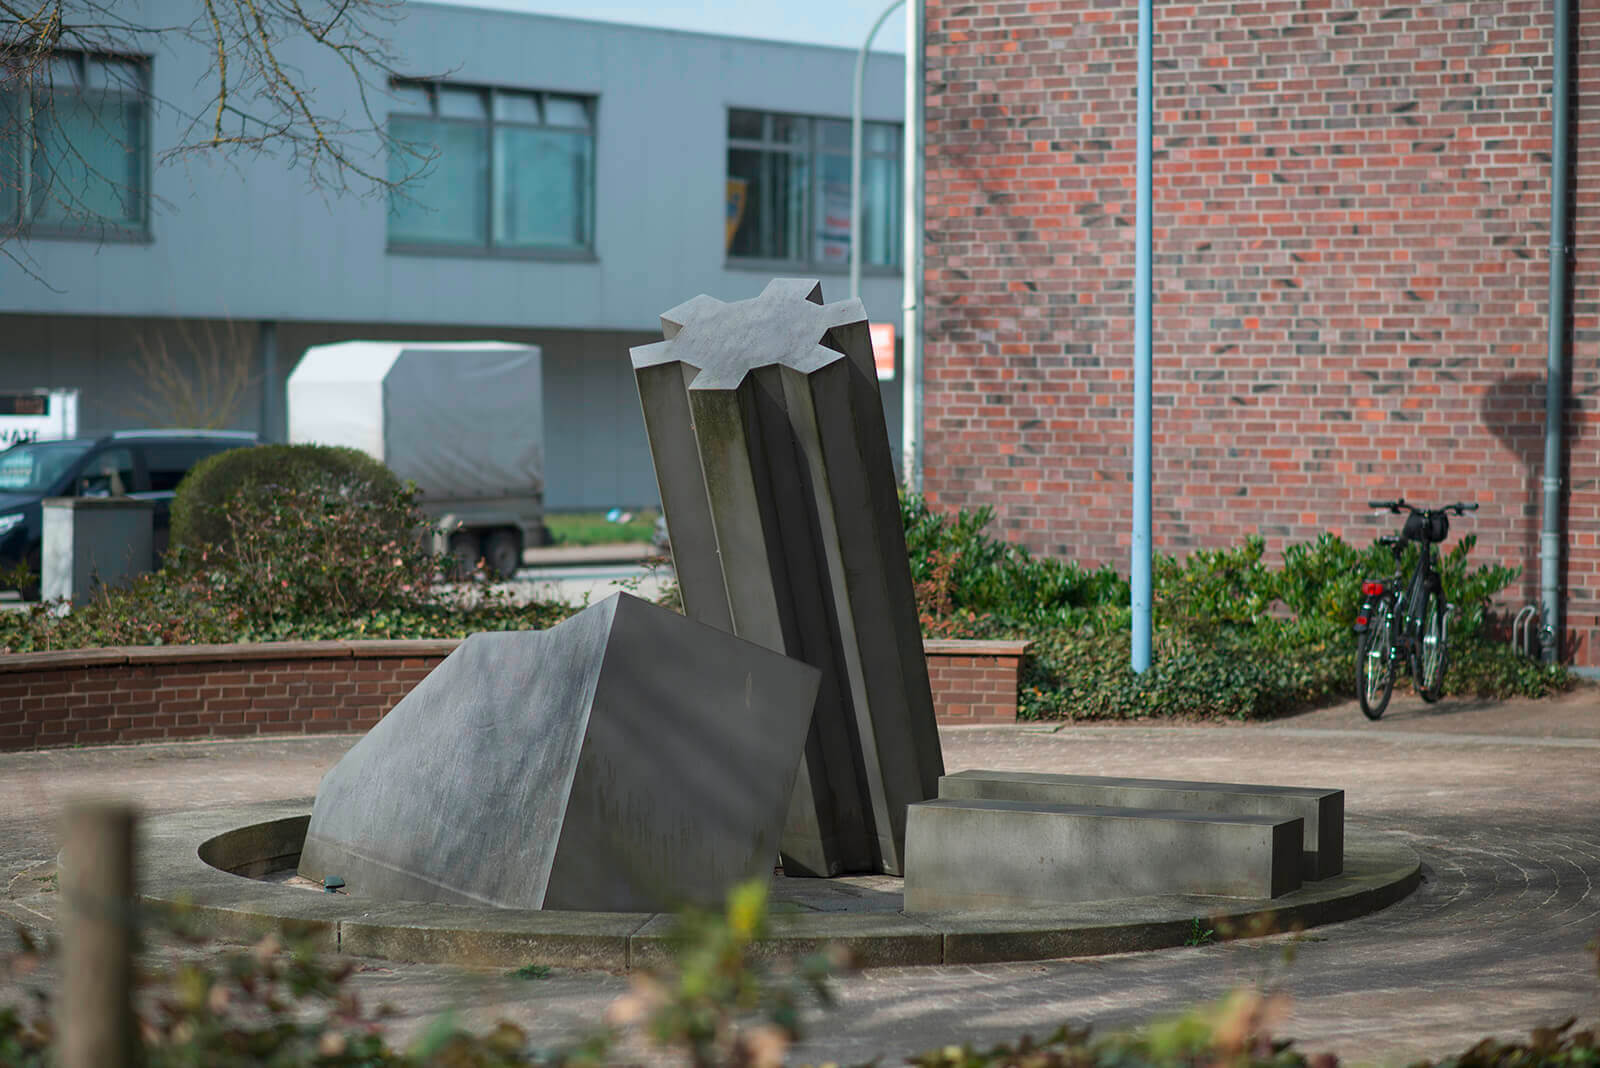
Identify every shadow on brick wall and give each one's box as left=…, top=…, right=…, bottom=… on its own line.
left=1479, top=374, right=1589, bottom=658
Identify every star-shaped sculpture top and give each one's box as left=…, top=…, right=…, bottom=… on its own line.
left=631, top=278, right=870, bottom=390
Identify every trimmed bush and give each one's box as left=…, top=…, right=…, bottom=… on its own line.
left=169, top=443, right=406, bottom=562
left=903, top=494, right=1574, bottom=719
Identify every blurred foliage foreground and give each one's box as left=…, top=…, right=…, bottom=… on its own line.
left=4, top=881, right=1597, bottom=1067
left=0, top=454, right=1576, bottom=719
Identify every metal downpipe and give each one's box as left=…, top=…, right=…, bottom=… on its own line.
left=1540, top=0, right=1572, bottom=663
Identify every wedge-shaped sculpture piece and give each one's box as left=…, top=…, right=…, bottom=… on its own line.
left=632, top=278, right=944, bottom=877
left=297, top=593, right=821, bottom=912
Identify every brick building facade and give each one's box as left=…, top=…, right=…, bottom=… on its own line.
left=920, top=0, right=1599, bottom=665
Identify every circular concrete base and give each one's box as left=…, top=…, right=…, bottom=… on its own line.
left=141, top=801, right=1421, bottom=971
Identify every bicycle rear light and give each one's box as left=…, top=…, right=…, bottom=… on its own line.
left=1355, top=614, right=1369, bottom=626
left=1362, top=581, right=1385, bottom=596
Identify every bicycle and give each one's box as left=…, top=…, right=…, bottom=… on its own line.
left=1354, top=498, right=1480, bottom=720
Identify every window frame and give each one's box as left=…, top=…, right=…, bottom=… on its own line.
left=725, top=107, right=901, bottom=275
left=2, top=49, right=153, bottom=242
left=385, top=80, right=599, bottom=261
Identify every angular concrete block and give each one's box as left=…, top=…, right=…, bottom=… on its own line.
left=297, top=593, right=820, bottom=912
left=940, top=770, right=1343, bottom=880
left=903, top=798, right=1303, bottom=912
left=632, top=279, right=944, bottom=877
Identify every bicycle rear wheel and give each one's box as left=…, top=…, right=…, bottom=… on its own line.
left=1357, top=608, right=1395, bottom=720
left=1414, top=579, right=1447, bottom=703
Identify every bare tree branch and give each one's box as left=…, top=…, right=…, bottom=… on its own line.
left=123, top=318, right=258, bottom=428
left=2, top=0, right=434, bottom=250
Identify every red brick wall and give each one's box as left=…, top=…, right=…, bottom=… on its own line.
left=0, top=639, right=1028, bottom=751
left=921, top=0, right=1600, bottom=665
left=0, top=643, right=453, bottom=751
left=924, top=639, right=1032, bottom=723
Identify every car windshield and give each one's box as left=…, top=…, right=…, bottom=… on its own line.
left=0, top=441, right=93, bottom=493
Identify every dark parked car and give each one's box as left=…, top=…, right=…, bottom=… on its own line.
left=0, top=429, right=258, bottom=599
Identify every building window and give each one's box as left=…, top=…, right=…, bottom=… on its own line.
left=0, top=52, right=149, bottom=235
left=388, top=82, right=596, bottom=255
left=725, top=109, right=900, bottom=270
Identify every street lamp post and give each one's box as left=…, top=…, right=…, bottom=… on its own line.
left=1132, top=0, right=1153, bottom=672
left=850, top=0, right=905, bottom=302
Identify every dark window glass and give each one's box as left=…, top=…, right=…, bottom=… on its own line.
left=389, top=116, right=489, bottom=246
left=77, top=447, right=134, bottom=497
left=726, top=110, right=899, bottom=268
left=141, top=442, right=235, bottom=493
left=5, top=51, right=148, bottom=232
left=727, top=146, right=806, bottom=260
left=388, top=82, right=595, bottom=253
left=0, top=441, right=91, bottom=492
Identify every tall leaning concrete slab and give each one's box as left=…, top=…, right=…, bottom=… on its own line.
left=903, top=798, right=1304, bottom=913
left=632, top=279, right=944, bottom=877
left=297, top=593, right=820, bottom=912
left=939, top=770, right=1344, bottom=880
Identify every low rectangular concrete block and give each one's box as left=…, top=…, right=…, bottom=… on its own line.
left=902, top=798, right=1303, bottom=913
left=940, top=770, right=1343, bottom=880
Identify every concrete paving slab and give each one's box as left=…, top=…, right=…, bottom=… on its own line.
left=1, top=685, right=1596, bottom=1065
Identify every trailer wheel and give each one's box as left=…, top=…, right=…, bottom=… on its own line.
left=448, top=532, right=482, bottom=580
left=484, top=529, right=522, bottom=579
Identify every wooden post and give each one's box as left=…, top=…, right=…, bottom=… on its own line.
left=60, top=800, right=137, bottom=1068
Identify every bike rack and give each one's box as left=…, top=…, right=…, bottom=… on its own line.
left=1511, top=604, right=1539, bottom=659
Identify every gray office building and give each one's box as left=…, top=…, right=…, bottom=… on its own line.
left=0, top=1, right=907, bottom=509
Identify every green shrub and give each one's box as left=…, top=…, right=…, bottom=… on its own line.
left=192, top=471, right=438, bottom=622
left=0, top=568, right=572, bottom=652
left=0, top=460, right=572, bottom=652
left=904, top=494, right=1573, bottom=720
left=902, top=494, right=1125, bottom=628
left=169, top=443, right=405, bottom=563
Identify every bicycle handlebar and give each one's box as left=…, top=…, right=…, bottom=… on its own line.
left=1367, top=499, right=1479, bottom=516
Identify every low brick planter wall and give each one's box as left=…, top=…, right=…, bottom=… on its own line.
left=0, top=637, right=1028, bottom=752
left=923, top=639, right=1032, bottom=725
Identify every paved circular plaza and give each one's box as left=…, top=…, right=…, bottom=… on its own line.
left=3, top=686, right=1597, bottom=1064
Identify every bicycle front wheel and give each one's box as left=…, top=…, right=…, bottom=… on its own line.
left=1357, top=608, right=1395, bottom=720
left=1415, top=579, right=1447, bottom=702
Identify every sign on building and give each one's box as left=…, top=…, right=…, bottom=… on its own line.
left=0, top=390, right=79, bottom=448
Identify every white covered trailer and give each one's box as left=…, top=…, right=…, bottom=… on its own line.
left=288, top=341, right=545, bottom=577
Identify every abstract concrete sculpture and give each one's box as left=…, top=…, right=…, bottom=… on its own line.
left=632, top=278, right=944, bottom=877
left=939, top=771, right=1344, bottom=880
left=297, top=593, right=821, bottom=912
